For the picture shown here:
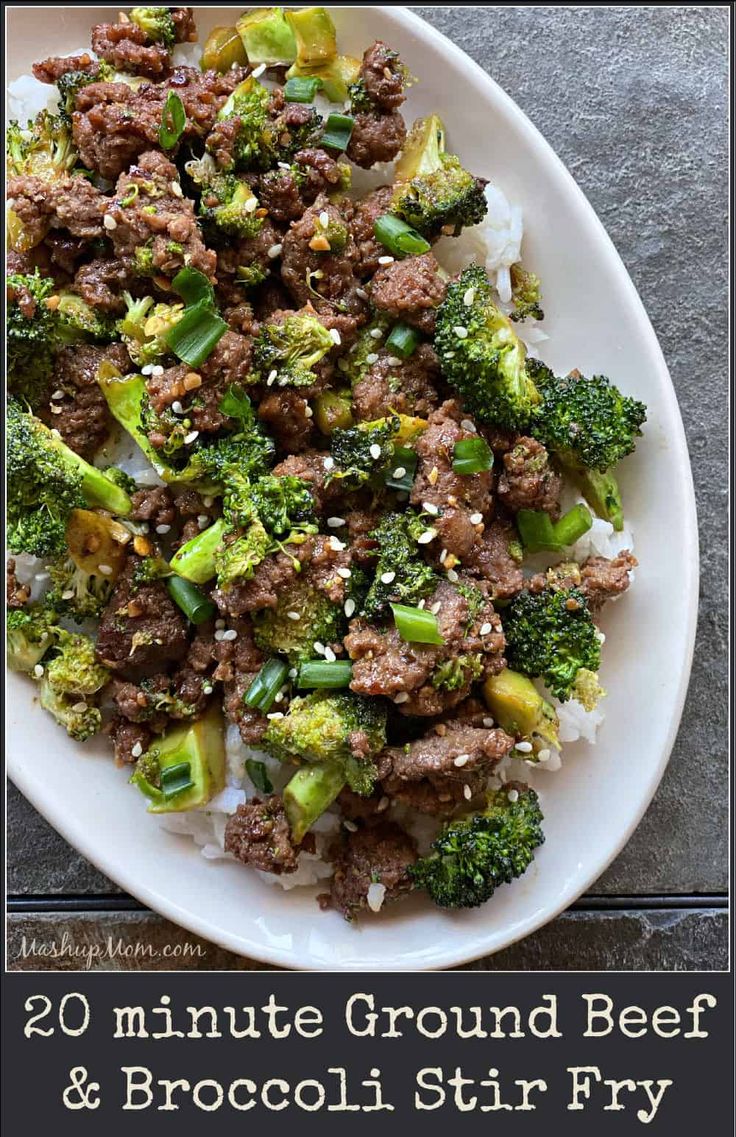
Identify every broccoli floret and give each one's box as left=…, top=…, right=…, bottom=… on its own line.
left=435, top=265, right=540, bottom=429
left=338, top=317, right=391, bottom=389
left=247, top=473, right=316, bottom=537
left=328, top=415, right=400, bottom=489
left=129, top=6, right=177, bottom=47
left=133, top=246, right=156, bottom=277
left=6, top=606, right=58, bottom=674
left=198, top=174, right=264, bottom=239
left=235, top=263, right=269, bottom=288
left=117, top=293, right=184, bottom=367
left=101, top=466, right=138, bottom=494
left=56, top=289, right=115, bottom=342
left=250, top=311, right=334, bottom=387
left=6, top=111, right=76, bottom=182
left=46, top=555, right=116, bottom=621
left=391, top=114, right=487, bottom=239
left=35, top=628, right=110, bottom=742
left=510, top=263, right=544, bottom=322
left=347, top=78, right=375, bottom=114
left=208, top=79, right=278, bottom=172
left=502, top=587, right=602, bottom=704
left=7, top=398, right=132, bottom=558
left=253, top=576, right=344, bottom=664
left=410, top=784, right=545, bottom=908
left=6, top=270, right=57, bottom=406
left=361, top=510, right=437, bottom=618
left=431, top=653, right=483, bottom=691
left=56, top=61, right=113, bottom=118
left=262, top=691, right=386, bottom=796
left=39, top=681, right=102, bottom=742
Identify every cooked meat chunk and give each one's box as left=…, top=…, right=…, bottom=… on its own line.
left=7, top=174, right=106, bottom=247
left=337, top=787, right=388, bottom=822
left=258, top=388, right=314, bottom=453
left=213, top=534, right=349, bottom=619
left=72, top=258, right=131, bottom=314
left=259, top=148, right=347, bottom=223
left=107, top=716, right=153, bottom=766
left=7, top=558, right=31, bottom=609
left=40, top=343, right=130, bottom=459
left=147, top=330, right=253, bottom=438
left=210, top=619, right=269, bottom=745
left=32, top=52, right=97, bottom=84
left=349, top=185, right=395, bottom=278
left=95, top=555, right=188, bottom=679
left=465, top=519, right=524, bottom=600
left=44, top=233, right=88, bottom=277
left=280, top=195, right=364, bottom=314
left=271, top=451, right=346, bottom=514
left=91, top=22, right=171, bottom=79
left=346, top=109, right=406, bottom=169
left=353, top=343, right=441, bottom=421
left=224, top=796, right=300, bottom=874
left=359, top=41, right=407, bottom=110
left=322, top=822, right=417, bottom=918
left=580, top=551, right=637, bottom=612
left=370, top=252, right=447, bottom=333
left=497, top=436, right=561, bottom=517
left=130, top=486, right=177, bottom=530
left=106, top=150, right=216, bottom=280
left=215, top=221, right=282, bottom=304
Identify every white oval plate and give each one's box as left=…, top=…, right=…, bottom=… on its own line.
left=7, top=6, right=698, bottom=971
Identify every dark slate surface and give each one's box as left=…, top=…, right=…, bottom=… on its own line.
left=6, top=7, right=729, bottom=966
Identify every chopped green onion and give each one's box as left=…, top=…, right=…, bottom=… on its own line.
left=163, top=299, right=228, bottom=366
left=321, top=112, right=354, bottom=151
left=385, top=445, right=418, bottom=492
left=159, top=91, right=186, bottom=149
left=517, top=504, right=593, bottom=553
left=172, top=266, right=216, bottom=309
left=385, top=322, right=421, bottom=358
left=244, top=658, right=289, bottom=713
left=297, top=660, right=353, bottom=688
left=452, top=436, right=494, bottom=475
left=246, top=758, right=273, bottom=795
left=166, top=576, right=217, bottom=625
left=391, top=602, right=444, bottom=645
left=283, top=75, right=322, bottom=102
left=374, top=214, right=431, bottom=257
left=160, top=761, right=195, bottom=799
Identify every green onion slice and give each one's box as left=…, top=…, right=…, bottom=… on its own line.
left=244, top=658, right=289, bottom=713
left=246, top=758, right=274, bottom=795
left=161, top=761, right=195, bottom=799
left=517, top=504, right=592, bottom=553
left=166, top=576, right=217, bottom=625
left=163, top=299, right=228, bottom=367
left=297, top=660, right=353, bottom=688
left=452, top=436, right=494, bottom=475
left=391, top=602, right=444, bottom=645
left=159, top=91, right=186, bottom=149
left=385, top=322, right=421, bottom=358
left=321, top=112, right=354, bottom=151
left=374, top=214, right=431, bottom=257
left=553, top=503, right=593, bottom=546
left=385, top=445, right=418, bottom=492
left=283, top=76, right=322, bottom=102
left=172, top=266, right=216, bottom=309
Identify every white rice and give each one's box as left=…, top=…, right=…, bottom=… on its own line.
left=434, top=183, right=523, bottom=301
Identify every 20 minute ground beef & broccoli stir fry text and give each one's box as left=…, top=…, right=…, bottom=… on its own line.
left=6, top=7, right=646, bottom=920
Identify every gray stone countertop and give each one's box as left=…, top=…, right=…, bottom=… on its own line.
left=7, top=6, right=729, bottom=968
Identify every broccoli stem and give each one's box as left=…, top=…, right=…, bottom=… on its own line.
left=169, top=517, right=227, bottom=584
left=97, top=369, right=170, bottom=478
left=283, top=762, right=345, bottom=843
left=43, top=424, right=132, bottom=516
left=566, top=466, right=624, bottom=531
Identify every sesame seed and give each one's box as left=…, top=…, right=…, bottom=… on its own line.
left=417, top=599, right=426, bottom=609
left=422, top=501, right=439, bottom=516
left=537, top=748, right=551, bottom=762
left=222, top=629, right=238, bottom=641
left=304, top=405, right=313, bottom=418
left=515, top=741, right=533, bottom=754
left=463, top=784, right=473, bottom=800
left=386, top=355, right=401, bottom=367
left=197, top=514, right=209, bottom=529
left=202, top=684, right=213, bottom=695
left=141, top=364, right=154, bottom=376
left=369, top=327, right=383, bottom=339
left=184, top=430, right=199, bottom=444
left=288, top=667, right=298, bottom=678
left=454, top=325, right=468, bottom=338
left=49, top=404, right=62, bottom=415
left=244, top=196, right=258, bottom=213
left=251, top=62, right=267, bottom=77
left=469, top=512, right=483, bottom=525
left=324, top=646, right=336, bottom=662
left=380, top=571, right=396, bottom=584
left=319, top=209, right=330, bottom=228
left=170, top=180, right=183, bottom=197
left=463, top=287, right=476, bottom=306
left=203, top=496, right=214, bottom=508
left=460, top=419, right=477, bottom=432
left=336, top=567, right=351, bottom=579
left=323, top=456, right=335, bottom=471
left=377, top=795, right=390, bottom=812
left=446, top=568, right=459, bottom=583
left=155, top=524, right=171, bottom=534
left=313, top=641, right=326, bottom=656
left=103, top=214, right=117, bottom=231
left=507, top=788, right=520, bottom=802
left=151, top=365, right=165, bottom=377
left=439, top=548, right=448, bottom=564
left=444, top=351, right=455, bottom=360
left=329, top=327, right=342, bottom=345
left=327, top=516, right=346, bottom=528
left=72, top=701, right=88, bottom=713
left=51, top=389, right=64, bottom=401
left=394, top=692, right=409, bottom=704
left=329, top=535, right=346, bottom=551
left=278, top=161, right=290, bottom=170
left=130, top=741, right=144, bottom=759
left=377, top=255, right=394, bottom=265
left=430, top=601, right=441, bottom=614
left=343, top=819, right=358, bottom=833
left=344, top=598, right=356, bottom=617
left=369, top=443, right=382, bottom=460
left=61, top=590, right=76, bottom=601
left=483, top=716, right=495, bottom=728
left=286, top=610, right=301, bottom=621
left=33, top=664, right=44, bottom=678
left=171, top=400, right=184, bottom=415
left=356, top=287, right=368, bottom=300
left=267, top=243, right=283, bottom=259
left=366, top=352, right=379, bottom=364
left=214, top=629, right=225, bottom=642
left=417, top=528, right=436, bottom=544
left=98, top=564, right=113, bottom=575
left=453, top=753, right=470, bottom=767
left=267, top=711, right=284, bottom=720
left=392, top=466, right=407, bottom=479
left=479, top=622, right=493, bottom=636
